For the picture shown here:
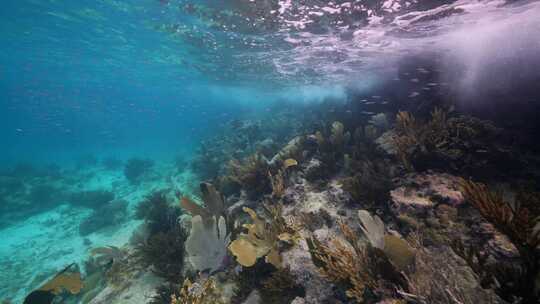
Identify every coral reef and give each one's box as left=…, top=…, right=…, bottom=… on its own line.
left=149, top=283, right=182, bottom=304
left=229, top=203, right=298, bottom=269
left=391, top=108, right=504, bottom=173
left=180, top=182, right=225, bottom=221
left=171, top=277, right=225, bottom=304
left=341, top=159, right=395, bottom=207
left=185, top=215, right=230, bottom=273
left=180, top=182, right=232, bottom=273
left=260, top=267, right=305, bottom=303
left=124, top=158, right=154, bottom=185
left=306, top=211, right=414, bottom=303
left=227, top=153, right=271, bottom=199
left=313, top=121, right=350, bottom=173
left=457, top=179, right=540, bottom=303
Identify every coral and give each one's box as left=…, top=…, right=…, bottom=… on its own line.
left=368, top=113, right=390, bottom=130
left=215, top=175, right=242, bottom=197
left=260, top=267, right=305, bottom=303
left=408, top=239, right=503, bottom=304
left=314, top=121, right=350, bottom=172
left=392, top=108, right=501, bottom=172
left=268, top=170, right=285, bottom=199
left=134, top=225, right=188, bottom=282
left=227, top=153, right=271, bottom=199
left=458, top=179, right=540, bottom=303
left=171, top=277, right=224, bottom=304
left=458, top=179, right=539, bottom=249
left=357, top=210, right=385, bottom=249
left=268, top=158, right=297, bottom=199
left=180, top=182, right=225, bottom=222
left=69, top=189, right=114, bottom=209
left=149, top=283, right=181, bottom=304
left=229, top=204, right=298, bottom=268
left=307, top=212, right=413, bottom=303
left=181, top=183, right=231, bottom=272
left=307, top=227, right=378, bottom=303
left=341, top=159, right=394, bottom=206
left=358, top=210, right=415, bottom=270
left=269, top=136, right=307, bottom=165
left=124, top=158, right=154, bottom=185
left=79, top=199, right=127, bottom=236
left=136, top=190, right=183, bottom=235
left=185, top=215, right=230, bottom=273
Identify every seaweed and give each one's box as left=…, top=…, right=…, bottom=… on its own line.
left=134, top=225, right=188, bottom=282
left=149, top=283, right=182, bottom=304
left=136, top=190, right=182, bottom=235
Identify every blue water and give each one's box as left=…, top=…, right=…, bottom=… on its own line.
left=0, top=0, right=275, bottom=165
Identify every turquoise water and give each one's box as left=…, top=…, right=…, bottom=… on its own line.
left=2, top=1, right=540, bottom=303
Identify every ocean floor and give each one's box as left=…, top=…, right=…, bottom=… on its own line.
left=0, top=161, right=197, bottom=303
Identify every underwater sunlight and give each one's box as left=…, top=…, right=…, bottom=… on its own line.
left=1, top=0, right=540, bottom=303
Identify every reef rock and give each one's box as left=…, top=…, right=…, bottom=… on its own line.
left=282, top=238, right=334, bottom=304
left=390, top=173, right=464, bottom=216
left=303, top=158, right=325, bottom=181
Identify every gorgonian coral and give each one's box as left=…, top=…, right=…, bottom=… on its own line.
left=458, top=179, right=540, bottom=303
left=229, top=203, right=298, bottom=269
left=307, top=211, right=413, bottom=303
left=393, top=108, right=500, bottom=172
left=227, top=153, right=271, bottom=199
